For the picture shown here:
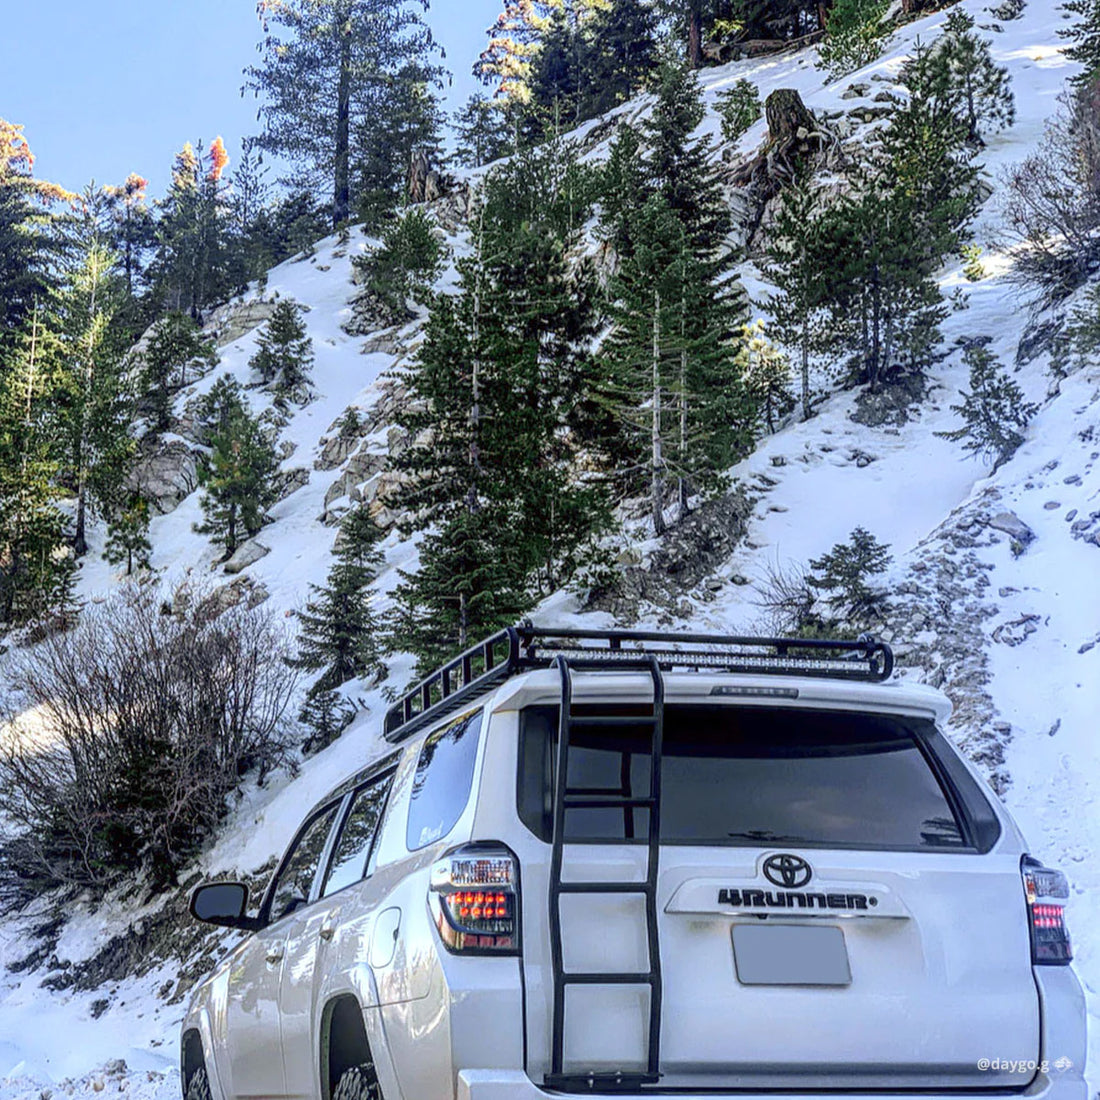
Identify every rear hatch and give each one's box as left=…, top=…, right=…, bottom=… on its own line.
left=517, top=698, right=1039, bottom=1090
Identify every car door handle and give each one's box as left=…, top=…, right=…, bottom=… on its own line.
left=319, top=925, right=336, bottom=942
left=265, top=943, right=285, bottom=964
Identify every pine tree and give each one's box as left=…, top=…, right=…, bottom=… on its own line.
left=818, top=0, right=891, bottom=76
left=0, top=302, right=74, bottom=625
left=298, top=689, right=356, bottom=753
left=142, top=311, right=217, bottom=432
left=716, top=79, right=763, bottom=143
left=526, top=8, right=583, bottom=133
left=1061, top=0, right=1100, bottom=87
left=354, top=208, right=444, bottom=322
left=194, top=402, right=279, bottom=557
left=249, top=298, right=314, bottom=401
left=102, top=173, right=155, bottom=303
left=245, top=0, right=443, bottom=227
left=294, top=504, right=385, bottom=691
left=807, top=527, right=892, bottom=623
left=104, top=493, right=153, bottom=575
left=580, top=0, right=656, bottom=119
left=452, top=93, right=513, bottom=168
left=935, top=343, right=1037, bottom=465
left=737, top=321, right=795, bottom=433
left=763, top=177, right=828, bottom=419
left=654, top=0, right=726, bottom=68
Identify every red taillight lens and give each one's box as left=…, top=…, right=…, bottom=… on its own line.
left=1022, top=857, right=1072, bottom=965
left=430, top=845, right=519, bottom=955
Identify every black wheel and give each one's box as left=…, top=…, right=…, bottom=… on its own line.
left=184, top=1065, right=212, bottom=1100
left=333, top=1063, right=380, bottom=1100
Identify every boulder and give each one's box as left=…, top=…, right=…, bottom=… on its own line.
left=223, top=540, right=271, bottom=575
left=127, top=440, right=199, bottom=514
left=206, top=299, right=278, bottom=348
left=274, top=467, right=310, bottom=502
left=987, top=511, right=1036, bottom=547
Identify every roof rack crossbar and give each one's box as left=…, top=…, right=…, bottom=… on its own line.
left=383, top=623, right=894, bottom=743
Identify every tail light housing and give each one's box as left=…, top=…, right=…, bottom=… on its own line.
left=1022, top=856, right=1072, bottom=965
left=430, top=843, right=520, bottom=955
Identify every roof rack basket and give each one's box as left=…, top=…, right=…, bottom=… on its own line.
left=383, top=623, right=893, bottom=744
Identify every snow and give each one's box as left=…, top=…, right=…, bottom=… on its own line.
left=1, top=0, right=1097, bottom=1094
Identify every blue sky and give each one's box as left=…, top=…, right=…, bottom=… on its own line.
left=2, top=0, right=501, bottom=198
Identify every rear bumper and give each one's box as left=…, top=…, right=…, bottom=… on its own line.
left=456, top=1069, right=1089, bottom=1100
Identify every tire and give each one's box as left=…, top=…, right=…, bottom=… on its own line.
left=333, top=1063, right=380, bottom=1100
left=184, top=1065, right=212, bottom=1100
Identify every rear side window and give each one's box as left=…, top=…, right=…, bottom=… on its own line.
left=321, top=770, right=394, bottom=898
left=518, top=705, right=972, bottom=851
left=406, top=709, right=484, bottom=851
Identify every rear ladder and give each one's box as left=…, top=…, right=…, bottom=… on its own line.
left=545, top=653, right=665, bottom=1091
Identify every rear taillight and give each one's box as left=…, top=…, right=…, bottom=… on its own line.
left=1022, top=856, right=1072, bottom=965
left=430, top=844, right=520, bottom=955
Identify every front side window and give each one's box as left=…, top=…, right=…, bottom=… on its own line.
left=406, top=709, right=484, bottom=851
left=321, top=771, right=394, bottom=898
left=268, top=804, right=339, bottom=922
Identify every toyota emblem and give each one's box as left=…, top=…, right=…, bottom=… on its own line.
left=762, top=853, right=813, bottom=888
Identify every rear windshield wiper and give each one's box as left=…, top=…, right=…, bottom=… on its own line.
left=726, top=830, right=810, bottom=843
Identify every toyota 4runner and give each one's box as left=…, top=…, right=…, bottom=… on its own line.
left=182, top=626, right=1088, bottom=1100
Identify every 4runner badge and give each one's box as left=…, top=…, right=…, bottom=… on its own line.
left=762, top=853, right=813, bottom=888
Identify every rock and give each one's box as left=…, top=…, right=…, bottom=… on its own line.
left=126, top=439, right=199, bottom=514
left=360, top=327, right=405, bottom=356
left=1016, top=315, right=1063, bottom=367
left=1043, top=501, right=1061, bottom=510
left=1047, top=719, right=1061, bottom=738
left=1066, top=509, right=1078, bottom=522
left=103, top=1061, right=128, bottom=1077
left=206, top=299, right=278, bottom=348
left=770, top=455, right=786, bottom=466
left=198, top=577, right=271, bottom=618
left=1064, top=474, right=1082, bottom=485
left=987, top=511, right=1035, bottom=546
left=998, top=586, right=1018, bottom=598
left=841, top=82, right=871, bottom=99
left=849, top=372, right=927, bottom=427
left=223, top=540, right=270, bottom=575
left=705, top=577, right=725, bottom=592
left=731, top=574, right=750, bottom=586
left=274, top=467, right=310, bottom=501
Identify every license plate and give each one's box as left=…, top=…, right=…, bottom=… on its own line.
left=732, top=924, right=851, bottom=986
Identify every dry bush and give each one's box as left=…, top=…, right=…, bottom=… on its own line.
left=0, top=583, right=298, bottom=902
left=1001, top=82, right=1100, bottom=295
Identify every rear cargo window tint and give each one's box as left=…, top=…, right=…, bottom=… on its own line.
left=407, top=709, right=484, bottom=851
left=518, top=705, right=968, bottom=851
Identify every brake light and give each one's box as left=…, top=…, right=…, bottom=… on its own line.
left=430, top=844, right=520, bottom=954
left=1022, top=856, right=1072, bottom=965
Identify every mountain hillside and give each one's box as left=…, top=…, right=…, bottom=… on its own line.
left=1, top=1, right=1097, bottom=1095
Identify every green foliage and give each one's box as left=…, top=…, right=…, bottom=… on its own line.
left=250, top=299, right=314, bottom=402
left=716, top=79, right=762, bottom=143
left=353, top=209, right=444, bottom=322
left=298, top=689, right=357, bottom=754
left=194, top=400, right=279, bottom=558
left=961, top=243, right=985, bottom=281
left=935, top=343, right=1037, bottom=465
left=245, top=0, right=444, bottom=227
left=581, top=0, right=657, bottom=117
left=818, top=0, right=891, bottom=77
left=142, top=311, right=217, bottom=432
left=737, top=321, right=796, bottom=433
left=452, top=94, right=513, bottom=168
left=807, top=527, right=893, bottom=622
left=1052, top=282, right=1100, bottom=375
left=295, top=505, right=385, bottom=694
left=104, top=494, right=153, bottom=576
left=1061, top=0, right=1100, bottom=87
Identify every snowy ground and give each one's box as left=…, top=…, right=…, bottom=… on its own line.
left=1, top=0, right=1097, bottom=1094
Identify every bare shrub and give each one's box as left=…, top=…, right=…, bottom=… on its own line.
left=0, top=583, right=298, bottom=902
left=753, top=558, right=819, bottom=636
left=1001, top=82, right=1100, bottom=294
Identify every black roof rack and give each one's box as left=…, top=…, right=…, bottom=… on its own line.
left=382, top=623, right=894, bottom=744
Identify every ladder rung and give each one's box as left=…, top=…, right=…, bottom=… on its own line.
left=561, top=972, right=655, bottom=985
left=566, top=714, right=656, bottom=728
left=563, top=797, right=655, bottom=810
left=557, top=881, right=654, bottom=895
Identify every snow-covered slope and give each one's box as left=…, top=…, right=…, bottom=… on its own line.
left=1, top=0, right=1097, bottom=1095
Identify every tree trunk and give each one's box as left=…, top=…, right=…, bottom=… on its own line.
left=801, top=332, right=811, bottom=420
left=765, top=89, right=818, bottom=146
left=652, top=289, right=666, bottom=537
left=333, top=10, right=353, bottom=227
left=688, top=9, right=703, bottom=68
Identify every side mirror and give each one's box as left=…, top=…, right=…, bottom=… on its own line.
left=190, top=882, right=262, bottom=932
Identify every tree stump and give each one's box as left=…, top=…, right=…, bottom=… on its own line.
left=764, top=89, right=819, bottom=147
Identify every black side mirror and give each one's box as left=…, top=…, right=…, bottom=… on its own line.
left=190, top=882, right=262, bottom=931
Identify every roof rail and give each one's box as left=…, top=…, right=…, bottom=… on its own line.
left=382, top=623, right=894, bottom=744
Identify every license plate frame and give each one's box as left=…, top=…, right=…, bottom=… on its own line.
left=732, top=923, right=852, bottom=986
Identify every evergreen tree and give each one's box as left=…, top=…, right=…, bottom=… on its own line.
left=716, top=79, right=763, bottom=143
left=104, top=493, right=153, bottom=575
left=737, top=320, right=795, bottom=433
left=295, top=504, right=385, bottom=692
left=353, top=208, right=444, bottom=322
left=1061, top=0, right=1100, bottom=87
left=245, top=0, right=443, bottom=227
left=1052, top=282, right=1100, bottom=373
left=452, top=93, right=513, bottom=168
left=249, top=298, right=314, bottom=401
left=526, top=8, right=583, bottom=132
left=194, top=401, right=279, bottom=557
left=598, top=124, right=649, bottom=262
left=818, top=0, right=891, bottom=76
left=0, top=302, right=74, bottom=625
left=142, top=312, right=217, bottom=432
left=298, top=689, right=356, bottom=753
left=102, top=173, right=156, bottom=302
left=935, top=343, right=1037, bottom=465
left=807, top=527, right=892, bottom=623
left=55, top=188, right=135, bottom=557
left=655, top=0, right=726, bottom=68
left=580, top=0, right=657, bottom=119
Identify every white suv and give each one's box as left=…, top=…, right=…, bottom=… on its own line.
left=182, top=626, right=1088, bottom=1100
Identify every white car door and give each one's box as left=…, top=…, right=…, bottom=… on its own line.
left=224, top=801, right=340, bottom=1100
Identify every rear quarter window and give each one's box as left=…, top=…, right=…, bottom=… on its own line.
left=406, top=709, right=484, bottom=851
left=518, top=704, right=987, bottom=852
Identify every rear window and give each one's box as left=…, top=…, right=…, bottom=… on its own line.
left=407, top=708, right=484, bottom=851
left=518, top=705, right=971, bottom=851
